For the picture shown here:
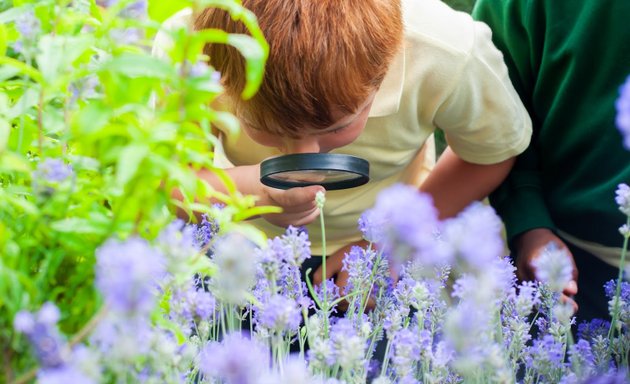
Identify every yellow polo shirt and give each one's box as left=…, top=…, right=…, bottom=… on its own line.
left=153, top=0, right=532, bottom=255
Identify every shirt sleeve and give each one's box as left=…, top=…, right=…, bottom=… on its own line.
left=472, top=0, right=556, bottom=246
left=432, top=16, right=532, bottom=166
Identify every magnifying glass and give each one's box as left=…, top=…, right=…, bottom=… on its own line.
left=260, top=153, right=370, bottom=190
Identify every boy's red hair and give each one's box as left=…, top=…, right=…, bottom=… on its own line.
left=194, top=0, right=403, bottom=137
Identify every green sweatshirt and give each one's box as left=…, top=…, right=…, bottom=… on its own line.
left=472, top=0, right=630, bottom=248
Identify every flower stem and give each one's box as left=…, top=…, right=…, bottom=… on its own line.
left=317, top=192, right=329, bottom=337
left=608, top=216, right=630, bottom=345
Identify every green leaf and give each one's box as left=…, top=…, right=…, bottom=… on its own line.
left=226, top=34, right=267, bottom=99
left=0, top=4, right=33, bottom=24
left=72, top=101, right=112, bottom=136
left=212, top=111, right=240, bottom=138
left=50, top=217, right=108, bottom=235
left=0, top=23, right=7, bottom=56
left=0, top=190, right=38, bottom=214
left=0, top=118, right=8, bottom=152
left=0, top=56, right=43, bottom=83
left=0, top=151, right=32, bottom=173
left=232, top=205, right=281, bottom=222
left=0, top=65, right=21, bottom=82
left=8, top=85, right=39, bottom=120
left=115, top=143, right=150, bottom=189
left=101, top=53, right=175, bottom=79
left=36, top=35, right=93, bottom=83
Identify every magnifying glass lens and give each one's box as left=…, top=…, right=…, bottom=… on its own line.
left=260, top=153, right=369, bottom=190
left=267, top=169, right=360, bottom=184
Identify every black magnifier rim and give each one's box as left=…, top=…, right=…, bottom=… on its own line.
left=260, top=153, right=370, bottom=190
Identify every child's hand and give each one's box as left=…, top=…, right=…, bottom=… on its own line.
left=259, top=184, right=325, bottom=227
left=515, top=228, right=579, bottom=311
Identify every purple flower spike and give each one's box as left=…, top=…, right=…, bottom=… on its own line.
left=199, top=333, right=269, bottom=384
left=33, top=159, right=74, bottom=184
left=615, top=183, right=630, bottom=216
left=15, top=10, right=40, bottom=39
left=360, top=184, right=443, bottom=271
left=440, top=202, right=504, bottom=272
left=531, top=242, right=574, bottom=293
left=616, top=75, right=630, bottom=150
left=13, top=303, right=67, bottom=369
left=95, top=237, right=165, bottom=315
left=37, top=366, right=95, bottom=384
left=258, top=295, right=301, bottom=332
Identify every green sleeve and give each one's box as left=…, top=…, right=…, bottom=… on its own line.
left=472, top=0, right=555, bottom=247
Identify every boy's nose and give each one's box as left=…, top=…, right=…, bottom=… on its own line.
left=284, top=137, right=321, bottom=154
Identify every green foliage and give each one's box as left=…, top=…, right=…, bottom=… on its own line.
left=0, top=0, right=269, bottom=380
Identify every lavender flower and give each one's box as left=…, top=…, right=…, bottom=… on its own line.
left=532, top=242, right=574, bottom=293
left=97, top=0, right=147, bottom=18
left=95, top=236, right=165, bottom=314
left=440, top=202, right=504, bottom=272
left=266, top=226, right=311, bottom=266
left=257, top=294, right=301, bottom=333
left=68, top=75, right=100, bottom=105
left=616, top=75, right=630, bottom=149
left=156, top=220, right=201, bottom=276
left=90, top=315, right=154, bottom=359
left=35, top=159, right=74, bottom=182
left=393, top=277, right=430, bottom=312
left=360, top=184, right=444, bottom=271
left=329, top=318, right=365, bottom=370
left=209, top=233, right=258, bottom=305
left=582, top=371, right=630, bottom=384
left=525, top=335, right=565, bottom=375
left=121, top=0, right=147, bottom=19
left=198, top=333, right=269, bottom=384
left=568, top=339, right=595, bottom=378
left=170, top=280, right=216, bottom=330
left=32, top=159, right=74, bottom=195
left=615, top=183, right=630, bottom=216
left=342, top=245, right=375, bottom=294
left=314, top=279, right=340, bottom=313
left=193, top=213, right=219, bottom=250
left=37, top=366, right=96, bottom=384
left=14, top=303, right=66, bottom=369
left=15, top=10, right=40, bottom=40
left=604, top=279, right=630, bottom=322
left=390, top=328, right=421, bottom=378
left=513, top=281, right=541, bottom=318
left=577, top=318, right=611, bottom=342
left=258, top=356, right=317, bottom=384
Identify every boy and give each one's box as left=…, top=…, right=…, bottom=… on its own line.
left=154, top=0, right=532, bottom=285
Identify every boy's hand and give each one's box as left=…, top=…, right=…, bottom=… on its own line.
left=259, top=184, right=325, bottom=227
left=515, top=228, right=579, bottom=311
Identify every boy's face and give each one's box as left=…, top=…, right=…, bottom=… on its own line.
left=241, top=93, right=376, bottom=154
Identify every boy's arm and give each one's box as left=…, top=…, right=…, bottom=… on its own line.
left=418, top=147, right=514, bottom=219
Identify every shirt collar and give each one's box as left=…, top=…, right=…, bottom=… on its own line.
left=368, top=44, right=406, bottom=118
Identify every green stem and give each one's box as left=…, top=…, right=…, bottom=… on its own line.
left=319, top=205, right=329, bottom=338
left=608, top=216, right=630, bottom=346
